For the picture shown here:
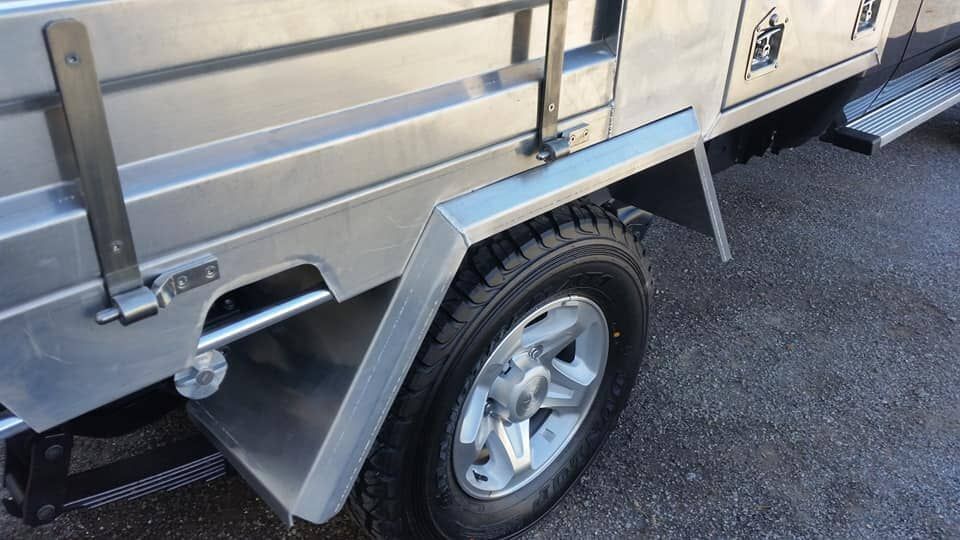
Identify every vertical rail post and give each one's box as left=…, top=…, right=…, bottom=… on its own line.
left=536, top=0, right=571, bottom=161
left=44, top=19, right=159, bottom=325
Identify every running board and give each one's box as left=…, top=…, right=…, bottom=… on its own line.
left=833, top=54, right=960, bottom=155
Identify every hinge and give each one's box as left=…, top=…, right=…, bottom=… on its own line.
left=44, top=20, right=219, bottom=325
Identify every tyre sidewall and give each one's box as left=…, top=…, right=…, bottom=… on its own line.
left=409, top=238, right=650, bottom=538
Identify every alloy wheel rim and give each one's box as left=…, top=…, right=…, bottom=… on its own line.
left=453, top=295, right=609, bottom=499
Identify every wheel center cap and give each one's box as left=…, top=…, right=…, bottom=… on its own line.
left=515, top=375, right=549, bottom=420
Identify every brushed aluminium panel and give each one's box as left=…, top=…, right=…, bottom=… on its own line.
left=0, top=99, right=614, bottom=433
left=0, top=0, right=554, bottom=103
left=0, top=47, right=616, bottom=313
left=711, top=50, right=880, bottom=137
left=0, top=0, right=602, bottom=198
left=611, top=1, right=742, bottom=136
left=725, top=0, right=897, bottom=108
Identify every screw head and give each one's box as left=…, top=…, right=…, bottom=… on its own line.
left=547, top=103, right=556, bottom=112
left=36, top=504, right=56, bottom=522
left=222, top=298, right=236, bottom=311
left=204, top=265, right=217, bottom=279
left=43, top=444, right=64, bottom=462
left=64, top=53, right=80, bottom=65
left=530, top=345, right=543, bottom=360
left=196, top=369, right=215, bottom=386
left=175, top=275, right=189, bottom=290
left=769, top=13, right=780, bottom=26
left=110, top=241, right=123, bottom=254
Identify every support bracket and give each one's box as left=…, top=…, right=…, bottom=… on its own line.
left=536, top=0, right=572, bottom=162
left=44, top=20, right=219, bottom=325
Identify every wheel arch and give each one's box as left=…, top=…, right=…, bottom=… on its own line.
left=187, top=107, right=728, bottom=525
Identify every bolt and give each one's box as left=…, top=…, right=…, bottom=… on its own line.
left=64, top=53, right=80, bottom=65
left=204, top=265, right=217, bottom=279
left=547, top=103, right=556, bottom=112
left=36, top=504, right=56, bottom=522
left=222, top=298, right=236, bottom=311
left=196, top=369, right=215, bottom=386
left=175, top=275, right=189, bottom=290
left=769, top=13, right=780, bottom=26
left=530, top=345, right=543, bottom=360
left=43, top=444, right=64, bottom=462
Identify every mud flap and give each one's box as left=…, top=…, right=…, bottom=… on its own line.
left=608, top=141, right=731, bottom=261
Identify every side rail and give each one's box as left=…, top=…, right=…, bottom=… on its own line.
left=189, top=107, right=729, bottom=524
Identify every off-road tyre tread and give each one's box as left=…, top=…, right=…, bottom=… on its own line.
left=348, top=202, right=652, bottom=538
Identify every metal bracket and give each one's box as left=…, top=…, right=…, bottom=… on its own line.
left=536, top=0, right=570, bottom=162
left=44, top=20, right=151, bottom=323
left=95, top=255, right=221, bottom=325
left=44, top=20, right=221, bottom=326
left=537, top=123, right=591, bottom=161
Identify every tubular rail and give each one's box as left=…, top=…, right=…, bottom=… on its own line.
left=0, top=410, right=29, bottom=440
left=197, top=289, right=334, bottom=354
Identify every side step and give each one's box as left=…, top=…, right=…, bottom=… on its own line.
left=833, top=51, right=960, bottom=155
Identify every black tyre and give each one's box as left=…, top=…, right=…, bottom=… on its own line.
left=349, top=203, right=652, bottom=539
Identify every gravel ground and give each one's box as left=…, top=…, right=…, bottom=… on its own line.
left=2, top=107, right=959, bottom=539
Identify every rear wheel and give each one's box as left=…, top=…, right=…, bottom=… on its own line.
left=349, top=203, right=652, bottom=539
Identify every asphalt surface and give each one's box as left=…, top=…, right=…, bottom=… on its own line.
left=2, top=106, right=959, bottom=539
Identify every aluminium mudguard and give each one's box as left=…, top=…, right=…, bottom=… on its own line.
left=189, top=108, right=730, bottom=524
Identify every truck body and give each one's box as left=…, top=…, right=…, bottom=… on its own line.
left=1, top=0, right=958, bottom=535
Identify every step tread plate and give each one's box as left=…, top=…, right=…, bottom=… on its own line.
left=844, top=48, right=960, bottom=121
left=847, top=67, right=960, bottom=147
